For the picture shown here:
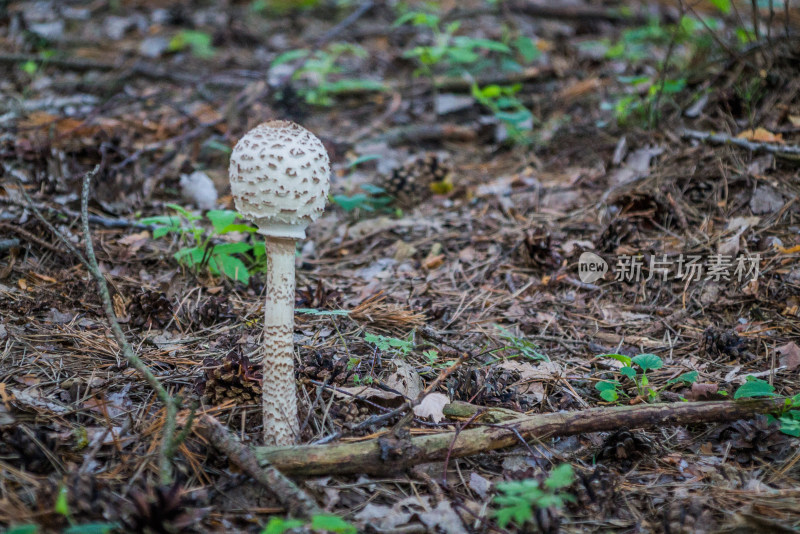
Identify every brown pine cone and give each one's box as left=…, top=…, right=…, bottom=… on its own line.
left=379, top=152, right=451, bottom=206
left=128, top=290, right=173, bottom=328
left=597, top=427, right=653, bottom=468
left=713, top=415, right=791, bottom=464
left=198, top=352, right=262, bottom=405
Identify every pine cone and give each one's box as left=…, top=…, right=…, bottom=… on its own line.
left=598, top=427, right=653, bottom=468
left=123, top=483, right=196, bottom=534
left=713, top=416, right=791, bottom=464
left=702, top=326, right=746, bottom=358
left=128, top=290, right=173, bottom=328
left=199, top=352, right=262, bottom=405
left=192, top=295, right=234, bottom=327
left=0, top=425, right=57, bottom=474
left=379, top=153, right=451, bottom=206
left=572, top=465, right=617, bottom=514
left=663, top=497, right=715, bottom=534
left=300, top=353, right=350, bottom=385
left=517, top=228, right=562, bottom=269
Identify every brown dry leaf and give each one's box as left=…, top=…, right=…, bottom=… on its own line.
left=737, top=127, right=784, bottom=143
left=557, top=77, right=603, bottom=103
left=687, top=383, right=719, bottom=400
left=789, top=115, right=800, bottom=127
left=777, top=342, right=800, bottom=370
left=384, top=359, right=422, bottom=400
left=413, top=392, right=449, bottom=422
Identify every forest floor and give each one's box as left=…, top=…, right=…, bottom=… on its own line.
left=1, top=0, right=800, bottom=532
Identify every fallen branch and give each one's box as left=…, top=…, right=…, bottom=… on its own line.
left=681, top=129, right=800, bottom=156
left=255, top=399, right=787, bottom=476
left=444, top=1, right=671, bottom=25
left=16, top=169, right=183, bottom=485
left=192, top=414, right=322, bottom=518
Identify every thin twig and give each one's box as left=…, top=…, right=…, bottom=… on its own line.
left=193, top=414, right=322, bottom=518
left=79, top=166, right=180, bottom=484
left=681, top=128, right=800, bottom=155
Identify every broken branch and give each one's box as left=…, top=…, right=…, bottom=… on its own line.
left=255, top=399, right=787, bottom=476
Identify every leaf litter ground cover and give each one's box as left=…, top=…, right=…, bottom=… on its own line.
left=0, top=0, right=799, bottom=532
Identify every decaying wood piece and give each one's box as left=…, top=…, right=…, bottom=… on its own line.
left=193, top=415, right=323, bottom=518
left=255, top=399, right=787, bottom=476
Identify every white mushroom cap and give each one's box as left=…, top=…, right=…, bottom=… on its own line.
left=229, top=120, right=330, bottom=239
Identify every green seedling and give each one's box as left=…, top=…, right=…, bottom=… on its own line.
left=141, top=204, right=265, bottom=285
left=595, top=353, right=664, bottom=402
left=734, top=377, right=800, bottom=437
left=494, top=325, right=548, bottom=361
left=471, top=83, right=535, bottom=144
left=364, top=332, right=414, bottom=356
left=271, top=44, right=385, bottom=106
left=493, top=464, right=575, bottom=529
left=261, top=513, right=356, bottom=534
left=168, top=30, right=215, bottom=58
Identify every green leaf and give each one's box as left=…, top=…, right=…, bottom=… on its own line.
left=445, top=48, right=479, bottom=64
left=600, top=353, right=632, bottom=366
left=212, top=254, right=250, bottom=285
left=166, top=203, right=202, bottom=221
left=709, top=0, right=732, bottom=13
left=310, top=514, right=357, bottom=534
left=734, top=377, right=776, bottom=399
left=620, top=366, right=637, bottom=379
left=360, top=183, right=386, bottom=195
left=453, top=36, right=511, bottom=53
left=260, top=517, right=306, bottom=534
left=600, top=389, right=618, bottom=402
left=544, top=464, right=574, bottom=490
left=63, top=523, right=119, bottom=534
left=206, top=210, right=238, bottom=233
left=7, top=525, right=38, bottom=534
left=296, top=308, right=349, bottom=316
left=514, top=36, right=540, bottom=62
left=153, top=226, right=172, bottom=239
left=54, top=484, right=70, bottom=516
left=169, top=30, right=215, bottom=58
left=271, top=49, right=310, bottom=68
left=667, top=371, right=699, bottom=386
left=332, top=193, right=369, bottom=212
left=595, top=380, right=619, bottom=392
left=219, top=223, right=259, bottom=234
left=347, top=154, right=380, bottom=168
left=21, top=60, right=38, bottom=75
left=174, top=246, right=206, bottom=266
left=139, top=215, right=181, bottom=227
left=632, top=353, right=663, bottom=371
left=323, top=79, right=386, bottom=94
left=211, top=242, right=253, bottom=255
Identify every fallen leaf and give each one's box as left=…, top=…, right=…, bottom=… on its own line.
left=687, top=383, right=719, bottom=400
left=384, top=359, right=423, bottom=400
left=737, top=127, right=783, bottom=143
left=469, top=472, right=492, bottom=499
left=413, top=393, right=449, bottom=423
left=777, top=342, right=800, bottom=370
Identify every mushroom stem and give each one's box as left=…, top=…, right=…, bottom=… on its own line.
left=262, top=236, right=300, bottom=446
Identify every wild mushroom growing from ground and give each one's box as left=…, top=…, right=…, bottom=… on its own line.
left=229, top=120, right=330, bottom=446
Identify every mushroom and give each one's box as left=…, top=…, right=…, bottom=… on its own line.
left=229, top=120, right=330, bottom=446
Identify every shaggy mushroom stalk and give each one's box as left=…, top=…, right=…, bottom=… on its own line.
left=229, top=121, right=330, bottom=446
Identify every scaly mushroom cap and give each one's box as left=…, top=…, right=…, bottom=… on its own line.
left=229, top=120, right=330, bottom=239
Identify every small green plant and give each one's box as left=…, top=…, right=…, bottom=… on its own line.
left=141, top=204, right=265, bottom=285
left=734, top=377, right=800, bottom=437
left=423, top=349, right=456, bottom=369
left=261, top=513, right=356, bottom=534
left=494, top=325, right=548, bottom=361
left=492, top=463, right=575, bottom=529
left=595, top=353, right=663, bottom=402
left=471, top=83, right=535, bottom=144
left=168, top=30, right=215, bottom=58
left=271, top=44, right=385, bottom=106
left=330, top=155, right=393, bottom=214
left=364, top=332, right=414, bottom=356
